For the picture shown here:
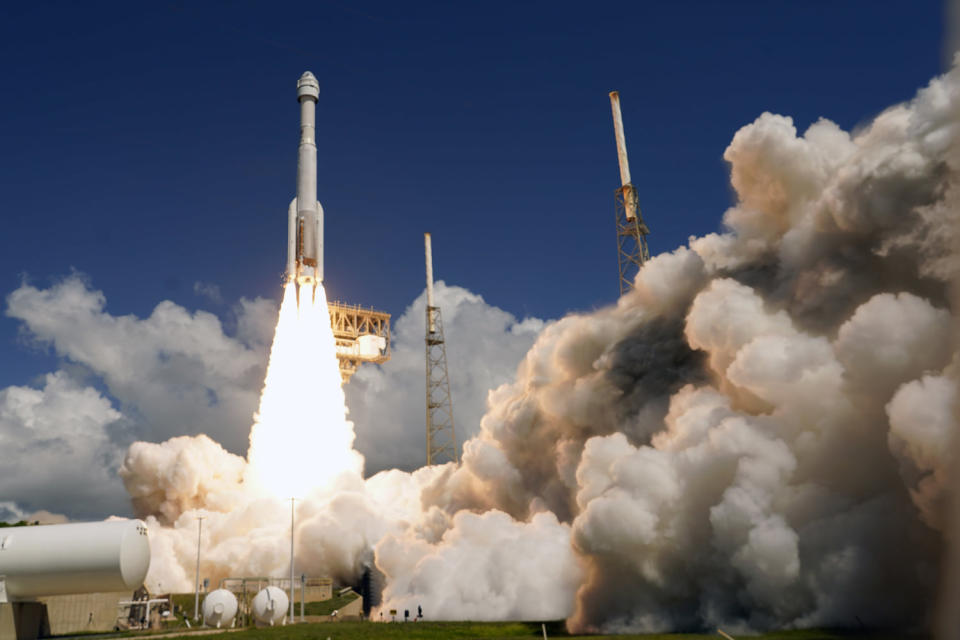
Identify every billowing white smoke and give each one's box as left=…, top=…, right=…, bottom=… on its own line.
left=122, top=435, right=247, bottom=524
left=115, top=60, right=958, bottom=633
left=379, top=61, right=960, bottom=632
left=376, top=511, right=581, bottom=621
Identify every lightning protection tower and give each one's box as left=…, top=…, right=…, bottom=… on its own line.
left=424, top=233, right=458, bottom=465
left=609, top=91, right=651, bottom=295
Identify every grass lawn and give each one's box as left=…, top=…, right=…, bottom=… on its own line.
left=191, top=621, right=929, bottom=640
left=303, top=591, right=360, bottom=616
left=95, top=596, right=929, bottom=640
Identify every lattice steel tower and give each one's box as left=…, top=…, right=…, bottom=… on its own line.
left=424, top=233, right=458, bottom=465
left=609, top=91, right=651, bottom=295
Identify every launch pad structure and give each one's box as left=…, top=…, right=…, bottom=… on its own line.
left=609, top=91, right=651, bottom=295
left=424, top=233, right=457, bottom=466
left=329, top=302, right=391, bottom=382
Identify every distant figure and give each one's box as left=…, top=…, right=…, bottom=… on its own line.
left=418, top=605, right=422, bottom=620
left=404, top=609, right=409, bottom=622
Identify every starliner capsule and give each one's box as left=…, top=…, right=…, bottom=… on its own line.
left=287, top=71, right=324, bottom=293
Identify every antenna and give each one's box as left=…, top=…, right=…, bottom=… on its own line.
left=424, top=233, right=457, bottom=466
left=609, top=91, right=651, bottom=295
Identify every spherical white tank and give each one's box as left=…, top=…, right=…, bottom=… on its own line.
left=202, top=589, right=238, bottom=628
left=251, top=586, right=288, bottom=626
left=0, top=520, right=150, bottom=599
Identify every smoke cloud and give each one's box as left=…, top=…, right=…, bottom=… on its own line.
left=375, top=61, right=959, bottom=632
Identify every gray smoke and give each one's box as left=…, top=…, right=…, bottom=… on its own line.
left=383, top=60, right=959, bottom=633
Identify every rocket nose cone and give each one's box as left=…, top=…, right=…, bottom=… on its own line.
left=297, top=71, right=319, bottom=100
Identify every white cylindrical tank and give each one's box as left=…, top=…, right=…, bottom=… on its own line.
left=251, top=586, right=288, bottom=626
left=202, top=589, right=238, bottom=628
left=0, top=520, right=150, bottom=598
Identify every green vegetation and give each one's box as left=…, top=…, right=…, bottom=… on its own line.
left=0, top=520, right=38, bottom=527
left=54, top=596, right=931, bottom=640
left=191, top=621, right=929, bottom=640
left=49, top=619, right=932, bottom=640
left=161, top=593, right=202, bottom=628
left=168, top=593, right=197, bottom=617
left=303, top=590, right=360, bottom=616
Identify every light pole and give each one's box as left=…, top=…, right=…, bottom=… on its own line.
left=193, top=516, right=205, bottom=621
left=289, top=498, right=295, bottom=624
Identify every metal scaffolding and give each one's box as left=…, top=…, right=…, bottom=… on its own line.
left=328, top=302, right=391, bottom=382
left=609, top=91, right=651, bottom=295
left=614, top=184, right=650, bottom=295
left=424, top=233, right=457, bottom=465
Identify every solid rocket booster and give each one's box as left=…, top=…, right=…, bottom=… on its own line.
left=287, top=71, right=323, bottom=286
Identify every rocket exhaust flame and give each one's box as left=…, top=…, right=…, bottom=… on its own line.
left=245, top=281, right=362, bottom=499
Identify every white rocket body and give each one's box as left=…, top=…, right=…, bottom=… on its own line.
left=287, top=71, right=323, bottom=288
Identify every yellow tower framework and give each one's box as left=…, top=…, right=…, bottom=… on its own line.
left=328, top=302, right=391, bottom=382
left=609, top=91, right=651, bottom=295
left=423, top=233, right=457, bottom=465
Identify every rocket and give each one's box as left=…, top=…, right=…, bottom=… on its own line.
left=287, top=71, right=323, bottom=289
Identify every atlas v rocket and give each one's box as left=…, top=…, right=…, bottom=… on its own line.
left=287, top=71, right=323, bottom=290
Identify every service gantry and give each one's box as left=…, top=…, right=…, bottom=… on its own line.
left=609, top=91, right=651, bottom=295
left=424, top=233, right=457, bottom=465
left=329, top=302, right=391, bottom=382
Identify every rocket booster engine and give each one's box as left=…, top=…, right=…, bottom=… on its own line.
left=287, top=71, right=323, bottom=288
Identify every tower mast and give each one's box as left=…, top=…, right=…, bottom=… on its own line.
left=609, top=91, right=651, bottom=295
left=424, top=233, right=457, bottom=465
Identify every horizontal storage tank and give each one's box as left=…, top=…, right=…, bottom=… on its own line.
left=0, top=520, right=150, bottom=598
left=202, top=588, right=238, bottom=628
left=251, top=586, right=288, bottom=626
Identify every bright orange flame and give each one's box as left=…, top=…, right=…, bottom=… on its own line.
left=244, top=282, right=363, bottom=499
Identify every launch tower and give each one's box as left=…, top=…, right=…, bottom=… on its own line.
left=329, top=302, right=391, bottom=382
left=609, top=91, right=651, bottom=295
left=424, top=233, right=457, bottom=465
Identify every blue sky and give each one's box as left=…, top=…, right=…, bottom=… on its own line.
left=0, top=0, right=947, bottom=389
